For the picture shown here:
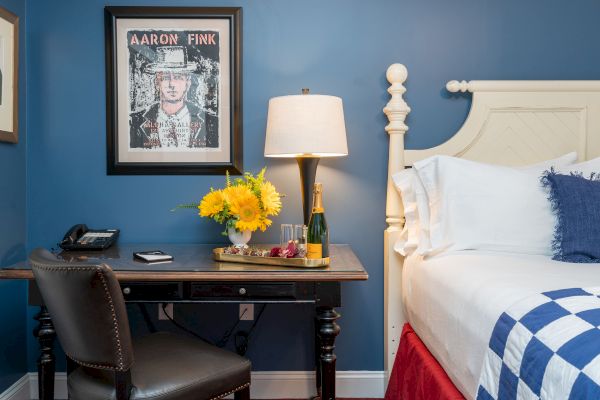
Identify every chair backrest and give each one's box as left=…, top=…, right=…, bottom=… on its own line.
left=30, top=248, right=134, bottom=371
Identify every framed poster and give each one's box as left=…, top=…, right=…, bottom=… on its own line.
left=105, top=7, right=242, bottom=174
left=0, top=6, right=18, bottom=144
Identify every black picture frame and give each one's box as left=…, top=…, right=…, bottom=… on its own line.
left=105, top=6, right=242, bottom=175
left=0, top=6, right=18, bottom=144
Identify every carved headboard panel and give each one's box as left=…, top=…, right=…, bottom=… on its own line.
left=405, top=81, right=600, bottom=166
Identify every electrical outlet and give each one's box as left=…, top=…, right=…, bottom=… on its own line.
left=158, top=303, right=173, bottom=320
left=239, top=304, right=254, bottom=320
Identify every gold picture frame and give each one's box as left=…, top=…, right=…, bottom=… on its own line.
left=0, top=6, right=17, bottom=143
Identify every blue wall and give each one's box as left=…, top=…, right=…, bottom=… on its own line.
left=0, top=0, right=26, bottom=269
left=24, top=0, right=600, bottom=374
left=0, top=0, right=27, bottom=392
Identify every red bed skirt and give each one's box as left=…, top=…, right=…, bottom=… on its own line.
left=385, top=323, right=465, bottom=400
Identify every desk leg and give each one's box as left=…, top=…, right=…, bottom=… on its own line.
left=315, top=315, right=322, bottom=398
left=34, top=306, right=56, bottom=400
left=316, top=306, right=340, bottom=400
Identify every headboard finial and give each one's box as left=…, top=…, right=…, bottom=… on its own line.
left=383, top=64, right=410, bottom=229
left=446, top=80, right=470, bottom=93
left=384, top=64, right=410, bottom=136
left=386, top=63, right=407, bottom=85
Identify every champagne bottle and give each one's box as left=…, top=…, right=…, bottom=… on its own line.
left=307, top=183, right=329, bottom=259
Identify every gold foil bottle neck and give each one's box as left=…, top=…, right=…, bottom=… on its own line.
left=312, top=183, right=324, bottom=212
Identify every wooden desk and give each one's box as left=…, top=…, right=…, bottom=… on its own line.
left=0, top=244, right=368, bottom=400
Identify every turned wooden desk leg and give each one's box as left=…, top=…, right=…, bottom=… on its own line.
left=315, top=315, right=322, bottom=398
left=34, top=306, right=56, bottom=400
left=316, top=306, right=341, bottom=400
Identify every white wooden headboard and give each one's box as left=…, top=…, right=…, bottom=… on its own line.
left=382, top=63, right=600, bottom=381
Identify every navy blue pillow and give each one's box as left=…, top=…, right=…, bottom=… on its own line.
left=541, top=171, right=600, bottom=263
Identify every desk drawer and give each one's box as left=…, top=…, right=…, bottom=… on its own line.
left=121, top=282, right=183, bottom=301
left=189, top=283, right=297, bottom=300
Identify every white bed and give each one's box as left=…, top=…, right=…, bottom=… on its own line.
left=403, top=251, right=600, bottom=399
left=382, top=64, right=600, bottom=393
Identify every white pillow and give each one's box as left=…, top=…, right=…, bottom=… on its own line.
left=392, top=168, right=432, bottom=256
left=413, top=173, right=432, bottom=254
left=517, top=152, right=578, bottom=171
left=557, top=156, right=600, bottom=175
left=413, top=153, right=577, bottom=255
left=392, top=169, right=419, bottom=256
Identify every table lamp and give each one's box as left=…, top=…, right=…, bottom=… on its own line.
left=265, top=89, right=348, bottom=225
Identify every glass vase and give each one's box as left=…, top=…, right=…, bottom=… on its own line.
left=227, top=227, right=252, bottom=247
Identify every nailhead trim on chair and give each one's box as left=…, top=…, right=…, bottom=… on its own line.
left=96, top=268, right=126, bottom=370
left=30, top=261, right=133, bottom=371
left=64, top=351, right=122, bottom=371
left=210, top=382, right=250, bottom=400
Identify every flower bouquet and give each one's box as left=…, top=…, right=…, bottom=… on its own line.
left=176, top=168, right=282, bottom=246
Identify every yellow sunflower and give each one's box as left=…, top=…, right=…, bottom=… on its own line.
left=198, top=190, right=225, bottom=217
left=223, top=185, right=253, bottom=204
left=230, top=191, right=262, bottom=232
left=258, top=217, right=273, bottom=232
left=260, top=181, right=282, bottom=216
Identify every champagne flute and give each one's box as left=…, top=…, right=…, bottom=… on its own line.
left=280, top=224, right=293, bottom=250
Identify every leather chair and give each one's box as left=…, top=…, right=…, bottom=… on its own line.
left=30, top=248, right=251, bottom=400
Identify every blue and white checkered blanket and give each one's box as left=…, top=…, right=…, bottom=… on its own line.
left=477, top=288, right=600, bottom=400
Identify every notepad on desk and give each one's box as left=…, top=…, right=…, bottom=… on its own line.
left=133, top=250, right=174, bottom=263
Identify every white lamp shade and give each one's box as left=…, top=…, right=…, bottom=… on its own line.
left=264, top=94, right=348, bottom=158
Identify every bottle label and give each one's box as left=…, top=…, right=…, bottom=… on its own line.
left=307, top=243, right=323, bottom=259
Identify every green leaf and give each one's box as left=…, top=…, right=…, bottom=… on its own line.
left=170, top=203, right=199, bottom=212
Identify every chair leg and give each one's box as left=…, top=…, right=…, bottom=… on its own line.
left=234, top=386, right=250, bottom=400
left=114, top=370, right=132, bottom=400
left=66, top=356, right=77, bottom=376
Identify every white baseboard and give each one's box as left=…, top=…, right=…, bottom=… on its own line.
left=4, top=370, right=384, bottom=399
left=0, top=375, right=30, bottom=400
left=247, top=371, right=385, bottom=398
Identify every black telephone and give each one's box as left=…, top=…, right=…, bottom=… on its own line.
left=60, top=224, right=120, bottom=251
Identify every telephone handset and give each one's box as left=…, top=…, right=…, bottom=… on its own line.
left=60, top=224, right=120, bottom=251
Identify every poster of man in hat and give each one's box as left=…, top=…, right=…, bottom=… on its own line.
left=107, top=8, right=241, bottom=174
left=127, top=29, right=220, bottom=151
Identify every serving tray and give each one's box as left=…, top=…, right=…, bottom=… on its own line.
left=213, top=247, right=329, bottom=268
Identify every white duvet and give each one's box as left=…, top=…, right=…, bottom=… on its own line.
left=402, top=251, right=600, bottom=399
